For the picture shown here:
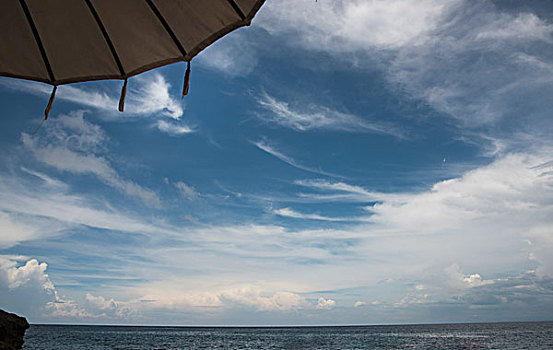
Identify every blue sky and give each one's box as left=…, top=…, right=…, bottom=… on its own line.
left=1, top=0, right=553, bottom=325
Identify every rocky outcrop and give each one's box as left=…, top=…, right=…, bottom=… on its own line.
left=0, top=310, right=29, bottom=350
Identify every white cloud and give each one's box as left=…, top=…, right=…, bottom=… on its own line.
left=254, top=139, right=298, bottom=168
left=525, top=225, right=553, bottom=277
left=295, top=180, right=369, bottom=195
left=2, top=150, right=552, bottom=323
left=2, top=149, right=552, bottom=322
left=0, top=211, right=59, bottom=249
left=0, top=256, right=89, bottom=320
left=8, top=148, right=547, bottom=321
left=293, top=154, right=553, bottom=251
left=253, top=139, right=338, bottom=177
left=50, top=113, right=108, bottom=152
left=84, top=293, right=135, bottom=318
left=0, top=154, right=553, bottom=324
left=513, top=53, right=553, bottom=73
left=85, top=293, right=118, bottom=310
left=127, top=73, right=183, bottom=119
left=0, top=72, right=183, bottom=119
left=316, top=297, right=336, bottom=310
left=45, top=298, right=91, bottom=319
left=68, top=286, right=309, bottom=320
left=463, top=274, right=488, bottom=286
left=2, top=1, right=552, bottom=325
left=156, top=120, right=194, bottom=136
left=256, top=92, right=404, bottom=137
left=273, top=207, right=364, bottom=222
left=390, top=264, right=553, bottom=313
left=0, top=171, right=174, bottom=248
left=257, top=0, right=553, bottom=152
left=174, top=181, right=198, bottom=200
left=294, top=178, right=404, bottom=203
left=220, top=287, right=308, bottom=312
left=354, top=301, right=366, bottom=307
left=367, top=153, right=553, bottom=237
left=21, top=111, right=161, bottom=208
left=197, top=31, right=259, bottom=76
left=258, top=0, right=456, bottom=50
left=1, top=257, right=53, bottom=290
left=20, top=167, right=69, bottom=189
left=383, top=4, right=553, bottom=151
left=0, top=257, right=140, bottom=321
left=4, top=150, right=553, bottom=318
left=114, top=285, right=309, bottom=314
left=290, top=152, right=553, bottom=281
left=475, top=12, right=553, bottom=41
left=445, top=264, right=494, bottom=289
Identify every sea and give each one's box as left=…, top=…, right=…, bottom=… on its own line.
left=22, top=322, right=553, bottom=350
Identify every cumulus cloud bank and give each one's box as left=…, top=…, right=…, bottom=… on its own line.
left=0, top=256, right=87, bottom=320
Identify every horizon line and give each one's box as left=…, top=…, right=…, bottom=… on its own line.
left=28, top=319, right=553, bottom=328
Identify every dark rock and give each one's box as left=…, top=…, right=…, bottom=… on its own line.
left=0, top=310, right=29, bottom=350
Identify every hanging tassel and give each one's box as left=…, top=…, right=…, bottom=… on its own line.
left=182, top=61, right=191, bottom=99
left=44, top=86, right=57, bottom=120
left=118, top=78, right=128, bottom=112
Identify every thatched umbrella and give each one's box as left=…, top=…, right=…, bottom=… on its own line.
left=0, top=0, right=265, bottom=118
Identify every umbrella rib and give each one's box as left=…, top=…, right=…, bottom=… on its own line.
left=84, top=0, right=126, bottom=78
left=226, top=0, right=246, bottom=21
left=145, top=0, right=188, bottom=58
left=18, top=0, right=56, bottom=83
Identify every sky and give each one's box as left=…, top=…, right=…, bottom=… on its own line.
left=1, top=0, right=553, bottom=326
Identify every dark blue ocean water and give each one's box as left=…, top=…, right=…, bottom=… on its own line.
left=22, top=322, right=553, bottom=349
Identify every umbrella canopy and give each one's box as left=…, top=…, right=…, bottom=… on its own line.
left=0, top=0, right=265, bottom=117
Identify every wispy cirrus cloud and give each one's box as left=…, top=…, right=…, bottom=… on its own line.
left=295, top=179, right=376, bottom=197
left=257, top=0, right=455, bottom=50
left=2, top=151, right=553, bottom=324
left=197, top=31, right=260, bottom=77
left=256, top=0, right=553, bottom=153
left=293, top=179, right=404, bottom=203
left=0, top=171, right=171, bottom=249
left=388, top=6, right=553, bottom=143
left=21, top=111, right=161, bottom=208
left=155, top=120, right=194, bottom=136
left=474, top=12, right=553, bottom=42
left=0, top=211, right=62, bottom=249
left=253, top=139, right=340, bottom=177
left=274, top=207, right=356, bottom=222
left=256, top=92, right=405, bottom=137
left=174, top=181, right=199, bottom=200
left=20, top=166, right=68, bottom=190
